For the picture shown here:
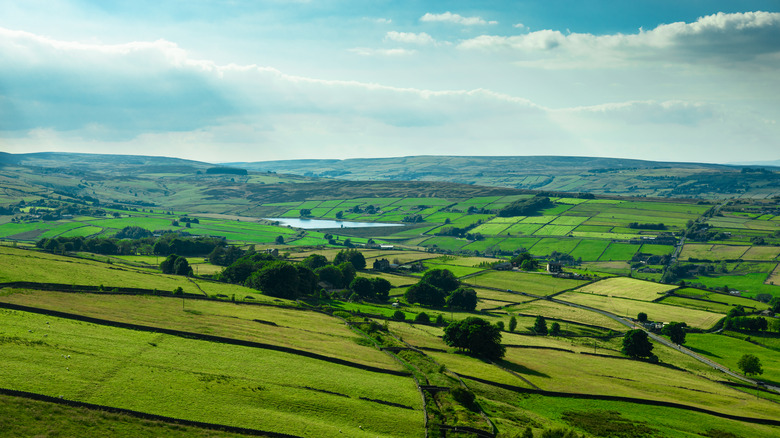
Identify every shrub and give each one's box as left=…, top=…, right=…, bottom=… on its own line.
left=392, top=310, right=406, bottom=321
left=414, top=312, right=431, bottom=324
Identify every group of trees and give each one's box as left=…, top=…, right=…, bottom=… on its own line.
left=404, top=269, right=477, bottom=310
left=36, top=228, right=225, bottom=257
left=214, top=248, right=387, bottom=302
left=510, top=251, right=539, bottom=271
left=497, top=196, right=553, bottom=217
left=348, top=277, right=392, bottom=302
left=443, top=317, right=505, bottom=360
left=160, top=254, right=193, bottom=276
left=532, top=316, right=561, bottom=336
left=217, top=252, right=317, bottom=299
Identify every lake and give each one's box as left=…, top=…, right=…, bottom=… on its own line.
left=265, top=217, right=405, bottom=229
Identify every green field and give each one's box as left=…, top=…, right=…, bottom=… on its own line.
left=467, top=271, right=587, bottom=295
left=685, top=333, right=780, bottom=386
left=557, top=291, right=723, bottom=329
left=576, top=277, right=677, bottom=302
left=0, top=309, right=423, bottom=437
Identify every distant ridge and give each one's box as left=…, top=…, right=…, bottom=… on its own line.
left=224, top=155, right=780, bottom=199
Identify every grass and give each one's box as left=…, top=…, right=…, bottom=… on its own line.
left=500, top=346, right=780, bottom=420
left=0, top=309, right=423, bottom=438
left=528, top=238, right=581, bottom=256
left=576, top=277, right=677, bottom=302
left=557, top=292, right=723, bottom=329
left=658, top=296, right=734, bottom=314
left=505, top=300, right=626, bottom=332
left=685, top=333, right=780, bottom=386
left=0, top=289, right=399, bottom=371
left=0, top=393, right=254, bottom=438
left=473, top=390, right=780, bottom=438
left=568, top=239, right=610, bottom=261
left=692, top=273, right=780, bottom=298
left=681, top=244, right=750, bottom=261
left=742, top=246, right=780, bottom=261
left=465, top=271, right=588, bottom=295
left=598, top=243, right=640, bottom=262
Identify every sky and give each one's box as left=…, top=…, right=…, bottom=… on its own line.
left=1, top=1, right=779, bottom=164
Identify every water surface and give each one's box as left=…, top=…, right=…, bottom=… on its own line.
left=265, top=217, right=404, bottom=229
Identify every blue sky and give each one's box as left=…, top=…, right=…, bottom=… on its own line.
left=1, top=1, right=779, bottom=164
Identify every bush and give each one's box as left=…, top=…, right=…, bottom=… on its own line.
left=414, top=312, right=431, bottom=324
left=450, top=387, right=478, bottom=411
left=392, top=310, right=406, bottom=321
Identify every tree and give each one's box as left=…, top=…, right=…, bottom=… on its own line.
left=349, top=277, right=374, bottom=299
left=446, top=287, right=477, bottom=311
left=534, top=315, right=548, bottom=335
left=160, top=254, right=192, bottom=276
left=337, top=262, right=356, bottom=286
left=737, top=354, right=763, bottom=377
left=392, top=310, right=406, bottom=321
left=508, top=316, right=517, bottom=332
left=520, top=259, right=538, bottom=271
left=662, top=322, right=687, bottom=345
left=315, top=265, right=344, bottom=288
left=301, top=253, right=328, bottom=270
left=550, top=322, right=561, bottom=336
left=245, top=261, right=300, bottom=299
left=637, top=312, right=648, bottom=323
left=420, top=269, right=459, bottom=293
left=334, top=248, right=366, bottom=270
left=621, top=329, right=654, bottom=359
left=443, top=317, right=505, bottom=360
left=274, top=235, right=285, bottom=245
left=405, top=282, right=446, bottom=307
left=414, top=312, right=430, bottom=324
left=370, top=277, right=392, bottom=302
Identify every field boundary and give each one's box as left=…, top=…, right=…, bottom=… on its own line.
left=0, top=387, right=302, bottom=437
left=460, top=375, right=780, bottom=426
left=0, top=302, right=410, bottom=377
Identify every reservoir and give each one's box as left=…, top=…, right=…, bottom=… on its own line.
left=265, top=217, right=404, bottom=229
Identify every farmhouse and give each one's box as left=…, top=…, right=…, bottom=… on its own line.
left=546, top=262, right=563, bottom=273
left=373, top=258, right=391, bottom=271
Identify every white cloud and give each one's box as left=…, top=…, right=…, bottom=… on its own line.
left=348, top=47, right=416, bottom=56
left=366, top=17, right=392, bottom=24
left=1, top=24, right=778, bottom=164
left=458, top=11, right=780, bottom=68
left=513, top=23, right=526, bottom=29
left=421, top=12, right=497, bottom=26
left=384, top=31, right=436, bottom=45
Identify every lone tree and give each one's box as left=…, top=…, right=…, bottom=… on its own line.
left=533, top=315, right=548, bottom=335
left=621, top=329, right=654, bottom=359
left=508, top=316, right=518, bottom=332
left=637, top=312, right=648, bottom=323
left=443, top=317, right=506, bottom=360
left=662, top=321, right=687, bottom=345
left=738, top=354, right=763, bottom=377
left=550, top=322, right=561, bottom=336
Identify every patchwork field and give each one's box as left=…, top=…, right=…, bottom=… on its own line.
left=576, top=277, right=678, bottom=302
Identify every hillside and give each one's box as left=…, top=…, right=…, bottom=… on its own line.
left=228, top=155, right=780, bottom=199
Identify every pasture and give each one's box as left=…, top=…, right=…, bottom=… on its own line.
left=0, top=309, right=423, bottom=438
left=466, top=271, right=587, bottom=295
left=556, top=292, right=723, bottom=329
left=576, top=277, right=677, bottom=301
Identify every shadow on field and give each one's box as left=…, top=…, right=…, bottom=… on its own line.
left=686, top=346, right=721, bottom=358
left=497, top=359, right=550, bottom=379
